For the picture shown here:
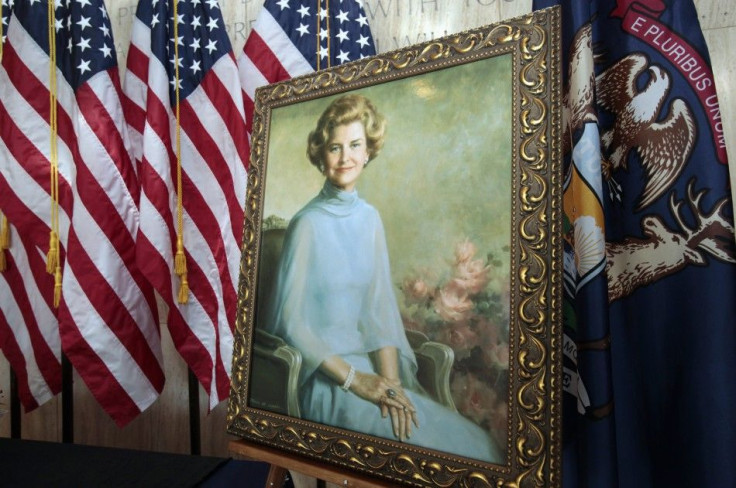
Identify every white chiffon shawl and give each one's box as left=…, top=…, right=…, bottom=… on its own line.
left=261, top=181, right=418, bottom=386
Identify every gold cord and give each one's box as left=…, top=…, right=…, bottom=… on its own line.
left=0, top=215, right=9, bottom=272
left=172, top=0, right=188, bottom=303
left=316, top=1, right=321, bottom=70
left=324, top=0, right=330, bottom=69
left=316, top=0, right=332, bottom=71
left=46, top=0, right=61, bottom=307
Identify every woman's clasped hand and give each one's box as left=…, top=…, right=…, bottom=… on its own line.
left=350, top=370, right=419, bottom=441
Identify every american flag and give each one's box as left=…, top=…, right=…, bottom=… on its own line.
left=0, top=0, right=164, bottom=425
left=239, top=0, right=376, bottom=138
left=1, top=0, right=12, bottom=44
left=1, top=0, right=60, bottom=413
left=123, top=0, right=249, bottom=408
left=3, top=0, right=57, bottom=413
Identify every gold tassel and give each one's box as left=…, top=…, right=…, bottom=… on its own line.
left=0, top=215, right=9, bottom=249
left=0, top=215, right=8, bottom=272
left=53, top=265, right=62, bottom=307
left=46, top=231, right=58, bottom=274
left=177, top=272, right=189, bottom=304
left=174, top=236, right=187, bottom=275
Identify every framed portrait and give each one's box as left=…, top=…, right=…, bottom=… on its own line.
left=228, top=6, right=563, bottom=487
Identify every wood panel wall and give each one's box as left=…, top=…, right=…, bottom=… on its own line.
left=1, top=0, right=734, bottom=466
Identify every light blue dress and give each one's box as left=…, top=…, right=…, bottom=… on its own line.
left=261, top=181, right=502, bottom=463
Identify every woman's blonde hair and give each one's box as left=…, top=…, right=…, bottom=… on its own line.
left=307, top=94, right=386, bottom=170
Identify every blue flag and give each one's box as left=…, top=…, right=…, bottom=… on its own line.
left=533, top=1, right=736, bottom=486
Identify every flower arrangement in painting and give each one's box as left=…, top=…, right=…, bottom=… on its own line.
left=399, top=239, right=510, bottom=444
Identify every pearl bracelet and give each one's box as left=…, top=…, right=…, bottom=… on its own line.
left=341, top=365, right=355, bottom=392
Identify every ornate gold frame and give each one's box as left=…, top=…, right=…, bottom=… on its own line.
left=228, top=6, right=562, bottom=487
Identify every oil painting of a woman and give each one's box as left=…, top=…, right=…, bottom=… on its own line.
left=259, top=94, right=503, bottom=463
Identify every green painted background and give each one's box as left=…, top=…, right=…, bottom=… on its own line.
left=262, top=53, right=512, bottom=286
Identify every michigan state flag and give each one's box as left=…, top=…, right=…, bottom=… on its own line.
left=532, top=1, right=736, bottom=486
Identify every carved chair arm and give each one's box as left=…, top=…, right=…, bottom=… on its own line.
left=250, top=328, right=303, bottom=418
left=405, top=330, right=457, bottom=411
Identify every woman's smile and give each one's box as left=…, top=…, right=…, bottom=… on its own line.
left=322, top=120, right=368, bottom=192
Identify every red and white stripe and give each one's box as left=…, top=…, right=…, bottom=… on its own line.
left=238, top=7, right=313, bottom=137
left=124, top=15, right=249, bottom=408
left=0, top=18, right=163, bottom=425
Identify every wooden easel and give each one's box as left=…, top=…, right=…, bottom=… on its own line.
left=228, top=439, right=397, bottom=488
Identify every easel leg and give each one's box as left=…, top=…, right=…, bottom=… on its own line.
left=265, top=464, right=288, bottom=488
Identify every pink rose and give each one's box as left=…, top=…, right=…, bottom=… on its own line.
left=438, top=321, right=479, bottom=360
left=433, top=282, right=474, bottom=322
left=450, top=371, right=498, bottom=424
left=453, top=258, right=490, bottom=294
left=454, top=239, right=478, bottom=263
left=401, top=276, right=432, bottom=305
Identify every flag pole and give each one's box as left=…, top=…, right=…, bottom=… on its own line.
left=188, top=369, right=200, bottom=455
left=9, top=367, right=20, bottom=438
left=61, top=354, right=73, bottom=443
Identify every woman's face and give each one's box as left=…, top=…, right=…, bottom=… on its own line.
left=322, top=120, right=368, bottom=192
